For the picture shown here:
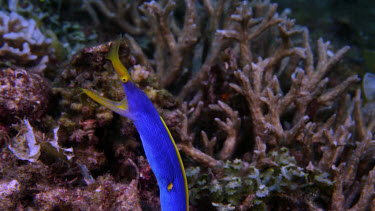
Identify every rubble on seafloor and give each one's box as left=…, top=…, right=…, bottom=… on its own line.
left=0, top=0, right=374, bottom=210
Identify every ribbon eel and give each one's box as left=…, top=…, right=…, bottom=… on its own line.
left=83, top=41, right=189, bottom=211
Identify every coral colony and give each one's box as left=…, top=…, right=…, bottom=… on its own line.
left=0, top=1, right=374, bottom=210
left=0, top=11, right=51, bottom=73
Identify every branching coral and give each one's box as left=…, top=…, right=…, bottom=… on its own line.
left=52, top=0, right=374, bottom=210
left=0, top=11, right=51, bottom=73
left=139, top=0, right=199, bottom=88
left=176, top=101, right=219, bottom=167
left=225, top=10, right=358, bottom=148
left=329, top=90, right=375, bottom=210
left=82, top=0, right=146, bottom=36
left=209, top=101, right=241, bottom=160
left=177, top=100, right=241, bottom=164
left=135, top=0, right=360, bottom=173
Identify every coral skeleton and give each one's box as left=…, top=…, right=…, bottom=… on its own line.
left=8, top=119, right=40, bottom=163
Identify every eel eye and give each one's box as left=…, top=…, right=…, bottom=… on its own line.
left=121, top=77, right=128, bottom=83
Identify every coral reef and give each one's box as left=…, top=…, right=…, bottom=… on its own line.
left=0, top=11, right=51, bottom=73
left=58, top=0, right=373, bottom=209
left=1, top=0, right=374, bottom=210
left=0, top=68, right=50, bottom=124
left=89, top=0, right=370, bottom=209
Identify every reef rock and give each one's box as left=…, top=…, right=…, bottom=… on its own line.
left=0, top=68, right=50, bottom=124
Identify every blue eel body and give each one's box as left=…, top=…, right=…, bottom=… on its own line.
left=83, top=41, right=188, bottom=211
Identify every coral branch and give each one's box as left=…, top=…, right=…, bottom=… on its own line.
left=82, top=0, right=145, bottom=35
left=200, top=131, right=217, bottom=157
left=348, top=166, right=375, bottom=211
left=329, top=89, right=375, bottom=210
left=343, top=90, right=372, bottom=186
left=140, top=0, right=198, bottom=88
left=317, top=75, right=360, bottom=106
left=176, top=102, right=219, bottom=167
left=177, top=143, right=218, bottom=167
left=124, top=34, right=154, bottom=72
left=209, top=101, right=241, bottom=160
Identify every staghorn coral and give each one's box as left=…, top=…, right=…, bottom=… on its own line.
left=22, top=0, right=374, bottom=210
left=0, top=11, right=51, bottom=73
left=82, top=0, right=147, bottom=36
left=116, top=0, right=371, bottom=209
left=328, top=90, right=375, bottom=210
left=126, top=0, right=360, bottom=172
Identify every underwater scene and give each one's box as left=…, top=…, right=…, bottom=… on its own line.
left=0, top=0, right=375, bottom=210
